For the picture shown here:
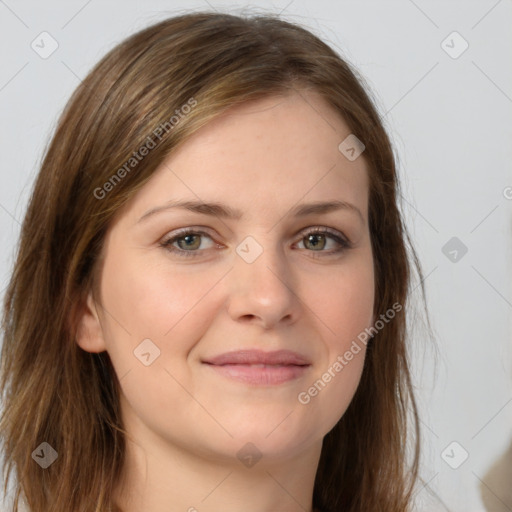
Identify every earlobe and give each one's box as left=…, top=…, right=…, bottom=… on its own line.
left=74, top=291, right=107, bottom=353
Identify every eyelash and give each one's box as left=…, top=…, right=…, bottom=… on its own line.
left=159, top=227, right=351, bottom=259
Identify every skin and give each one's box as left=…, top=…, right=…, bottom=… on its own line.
left=76, top=89, right=375, bottom=512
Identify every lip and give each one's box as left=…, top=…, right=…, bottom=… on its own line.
left=202, top=349, right=311, bottom=385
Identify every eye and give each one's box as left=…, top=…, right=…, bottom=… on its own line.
left=160, top=229, right=218, bottom=258
left=295, top=227, right=351, bottom=258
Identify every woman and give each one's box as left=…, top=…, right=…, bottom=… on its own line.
left=0, top=11, right=425, bottom=512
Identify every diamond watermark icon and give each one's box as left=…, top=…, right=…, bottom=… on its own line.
left=31, top=442, right=58, bottom=469
left=237, top=442, right=262, bottom=468
left=134, top=338, right=161, bottom=366
left=442, top=236, right=468, bottom=263
left=236, top=236, right=263, bottom=264
left=31, top=31, right=59, bottom=59
left=441, top=31, right=469, bottom=59
left=338, top=134, right=365, bottom=161
left=441, top=441, right=469, bottom=469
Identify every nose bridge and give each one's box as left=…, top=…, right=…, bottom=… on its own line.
left=227, top=233, right=297, bottom=327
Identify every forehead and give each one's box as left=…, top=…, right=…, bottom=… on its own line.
left=118, top=90, right=370, bottom=226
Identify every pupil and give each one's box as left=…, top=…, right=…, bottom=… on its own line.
left=181, top=235, right=199, bottom=249
left=307, top=234, right=325, bottom=250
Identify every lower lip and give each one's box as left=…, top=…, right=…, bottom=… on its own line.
left=204, top=363, right=310, bottom=385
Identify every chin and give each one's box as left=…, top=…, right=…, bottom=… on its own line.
left=227, top=421, right=321, bottom=461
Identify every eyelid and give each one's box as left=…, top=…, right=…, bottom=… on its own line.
left=161, top=225, right=349, bottom=242
left=297, top=225, right=349, bottom=243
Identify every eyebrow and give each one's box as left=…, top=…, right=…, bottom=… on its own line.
left=137, top=199, right=364, bottom=224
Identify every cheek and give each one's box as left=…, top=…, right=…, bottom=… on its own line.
left=296, top=254, right=373, bottom=428
left=102, top=251, right=193, bottom=332
left=97, top=254, right=221, bottom=422
left=313, top=254, right=375, bottom=350
left=99, top=250, right=225, bottom=364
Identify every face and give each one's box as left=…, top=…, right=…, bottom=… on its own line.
left=78, top=90, right=375, bottom=466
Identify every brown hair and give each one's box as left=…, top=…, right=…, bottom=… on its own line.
left=0, top=10, right=426, bottom=512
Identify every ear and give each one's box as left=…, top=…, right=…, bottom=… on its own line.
left=74, top=290, right=108, bottom=353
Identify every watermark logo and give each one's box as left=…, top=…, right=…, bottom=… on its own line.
left=133, top=338, right=161, bottom=366
left=236, top=236, right=264, bottom=264
left=441, top=236, right=468, bottom=263
left=441, top=441, right=469, bottom=469
left=31, top=442, right=58, bottom=469
left=338, top=134, right=365, bottom=161
left=441, top=31, right=469, bottom=59
left=236, top=442, right=262, bottom=468
left=31, top=31, right=59, bottom=59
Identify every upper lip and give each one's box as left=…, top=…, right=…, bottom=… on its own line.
left=203, top=349, right=311, bottom=366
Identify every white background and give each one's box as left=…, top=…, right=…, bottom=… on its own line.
left=0, top=1, right=511, bottom=511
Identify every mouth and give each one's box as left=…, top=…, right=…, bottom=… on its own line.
left=202, top=349, right=311, bottom=386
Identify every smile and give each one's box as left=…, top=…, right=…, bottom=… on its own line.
left=202, top=350, right=311, bottom=385
left=204, top=363, right=310, bottom=385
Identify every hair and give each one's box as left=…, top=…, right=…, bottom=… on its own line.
left=0, top=10, right=427, bottom=512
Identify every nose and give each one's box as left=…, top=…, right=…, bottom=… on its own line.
left=226, top=237, right=299, bottom=330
